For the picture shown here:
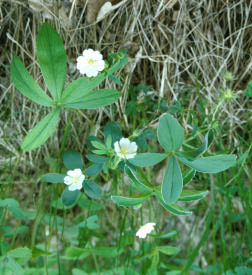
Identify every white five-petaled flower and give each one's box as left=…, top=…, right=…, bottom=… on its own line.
left=64, top=169, right=85, bottom=191
left=114, top=138, right=137, bottom=159
left=77, top=49, right=105, bottom=77
left=136, top=223, right=156, bottom=239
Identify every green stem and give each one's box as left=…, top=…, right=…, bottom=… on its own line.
left=92, top=252, right=100, bottom=275
left=58, top=111, right=74, bottom=172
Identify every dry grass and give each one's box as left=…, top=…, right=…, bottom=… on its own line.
left=1, top=0, right=252, bottom=176
left=0, top=1, right=250, bottom=178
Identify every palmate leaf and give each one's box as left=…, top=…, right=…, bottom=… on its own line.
left=157, top=114, right=184, bottom=152
left=10, top=55, right=55, bottom=107
left=21, top=108, right=60, bottom=151
left=61, top=89, right=121, bottom=109
left=37, top=22, right=67, bottom=101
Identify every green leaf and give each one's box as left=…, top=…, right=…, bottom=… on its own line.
left=61, top=89, right=121, bottom=109
left=65, top=247, right=90, bottom=259
left=42, top=173, right=65, bottom=183
left=85, top=163, right=104, bottom=176
left=3, top=226, right=28, bottom=238
left=0, top=242, right=9, bottom=255
left=176, top=153, right=237, bottom=173
left=10, top=55, right=55, bottom=107
left=111, top=193, right=151, bottom=207
left=61, top=78, right=98, bottom=103
left=4, top=256, right=24, bottom=275
left=8, top=207, right=25, bottom=219
left=155, top=192, right=192, bottom=216
left=92, top=247, right=122, bottom=257
left=104, top=122, right=122, bottom=145
left=0, top=199, right=19, bottom=208
left=63, top=150, right=83, bottom=170
left=90, top=140, right=107, bottom=151
left=61, top=188, right=79, bottom=207
left=78, top=194, right=102, bottom=210
left=162, top=203, right=192, bottom=216
left=108, top=74, right=122, bottom=85
left=87, top=136, right=103, bottom=151
left=183, top=169, right=196, bottom=185
left=37, top=22, right=66, bottom=101
left=129, top=153, right=167, bottom=167
left=125, top=165, right=153, bottom=193
left=183, top=129, right=214, bottom=159
left=151, top=230, right=177, bottom=239
left=78, top=215, right=99, bottom=230
left=178, top=190, right=208, bottom=202
left=83, top=180, right=102, bottom=199
left=21, top=108, right=60, bottom=151
left=8, top=247, right=32, bottom=262
left=161, top=155, right=183, bottom=204
left=157, top=114, right=184, bottom=152
left=157, top=246, right=180, bottom=255
left=244, top=80, right=252, bottom=97
left=72, top=269, right=88, bottom=275
left=86, top=155, right=109, bottom=163
left=31, top=247, right=53, bottom=258
left=149, top=247, right=159, bottom=269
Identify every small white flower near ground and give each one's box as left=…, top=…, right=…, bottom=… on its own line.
left=64, top=169, right=85, bottom=191
left=114, top=138, right=137, bottom=159
left=136, top=222, right=156, bottom=239
left=77, top=49, right=105, bottom=77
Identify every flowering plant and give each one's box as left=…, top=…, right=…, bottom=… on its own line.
left=11, top=23, right=236, bottom=210
left=136, top=222, right=156, bottom=239
left=10, top=23, right=128, bottom=151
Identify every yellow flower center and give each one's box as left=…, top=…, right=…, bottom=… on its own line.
left=224, top=91, right=232, bottom=98
left=88, top=59, right=94, bottom=66
left=120, top=145, right=129, bottom=156
left=72, top=177, right=79, bottom=183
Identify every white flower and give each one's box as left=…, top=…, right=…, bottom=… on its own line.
left=114, top=138, right=137, bottom=159
left=77, top=49, right=105, bottom=77
left=64, top=169, right=85, bottom=191
left=136, top=223, right=156, bottom=239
